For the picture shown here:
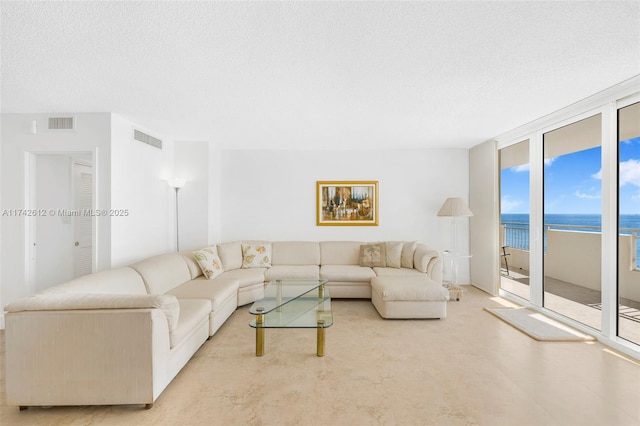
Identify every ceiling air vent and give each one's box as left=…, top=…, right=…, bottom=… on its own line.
left=48, top=116, right=75, bottom=130
left=133, top=129, right=162, bottom=150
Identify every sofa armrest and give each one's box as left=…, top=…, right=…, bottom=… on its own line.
left=4, top=293, right=180, bottom=330
left=5, top=307, right=171, bottom=407
left=413, top=244, right=442, bottom=283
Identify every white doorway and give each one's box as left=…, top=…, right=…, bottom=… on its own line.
left=73, top=161, right=94, bottom=278
left=28, top=152, right=94, bottom=293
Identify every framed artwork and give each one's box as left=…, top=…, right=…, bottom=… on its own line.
left=316, top=181, right=378, bottom=226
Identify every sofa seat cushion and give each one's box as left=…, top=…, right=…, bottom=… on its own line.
left=170, top=299, right=211, bottom=348
left=265, top=265, right=320, bottom=282
left=320, top=265, right=375, bottom=282
left=166, top=277, right=239, bottom=311
left=216, top=268, right=267, bottom=288
left=371, top=277, right=450, bottom=302
left=373, top=267, right=425, bottom=277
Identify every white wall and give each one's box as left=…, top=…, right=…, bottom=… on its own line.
left=109, top=114, right=175, bottom=266
left=0, top=113, right=112, bottom=328
left=174, top=141, right=217, bottom=251
left=209, top=145, right=223, bottom=244
left=220, top=148, right=471, bottom=281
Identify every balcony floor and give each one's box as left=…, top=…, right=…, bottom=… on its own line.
left=500, top=269, right=640, bottom=345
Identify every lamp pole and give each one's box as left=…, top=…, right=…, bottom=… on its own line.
left=168, top=178, right=186, bottom=252
left=174, top=186, right=180, bottom=251
left=451, top=215, right=458, bottom=285
left=436, top=197, right=473, bottom=285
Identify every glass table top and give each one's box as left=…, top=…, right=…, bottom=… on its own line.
left=249, top=279, right=332, bottom=329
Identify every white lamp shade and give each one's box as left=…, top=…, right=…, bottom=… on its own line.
left=437, top=197, right=473, bottom=217
left=168, top=178, right=186, bottom=189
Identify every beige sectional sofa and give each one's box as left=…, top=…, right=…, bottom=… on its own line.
left=4, top=240, right=446, bottom=410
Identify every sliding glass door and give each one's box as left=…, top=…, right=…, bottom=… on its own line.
left=543, top=114, right=602, bottom=331
left=618, top=102, right=640, bottom=345
left=499, top=140, right=530, bottom=301
left=497, top=85, right=640, bottom=358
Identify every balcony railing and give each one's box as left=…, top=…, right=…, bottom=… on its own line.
left=501, top=221, right=640, bottom=270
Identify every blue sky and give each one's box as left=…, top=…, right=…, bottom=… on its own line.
left=501, top=136, right=640, bottom=215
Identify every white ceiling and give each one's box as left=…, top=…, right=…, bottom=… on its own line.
left=2, top=1, right=639, bottom=150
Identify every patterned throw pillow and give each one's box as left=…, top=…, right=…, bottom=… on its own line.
left=242, top=243, right=272, bottom=268
left=193, top=246, right=224, bottom=279
left=359, top=243, right=387, bottom=267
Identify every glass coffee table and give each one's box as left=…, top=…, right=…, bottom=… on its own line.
left=249, top=279, right=332, bottom=357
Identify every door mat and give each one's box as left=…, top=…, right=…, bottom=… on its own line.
left=484, top=307, right=596, bottom=342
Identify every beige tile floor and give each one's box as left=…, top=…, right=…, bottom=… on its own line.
left=1, top=285, right=639, bottom=426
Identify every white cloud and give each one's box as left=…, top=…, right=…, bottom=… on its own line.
left=512, top=164, right=530, bottom=172
left=620, top=159, right=640, bottom=187
left=500, top=196, right=522, bottom=213
left=590, top=159, right=639, bottom=186
left=509, top=158, right=554, bottom=172
left=575, top=190, right=600, bottom=199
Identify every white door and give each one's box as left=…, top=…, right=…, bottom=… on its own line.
left=73, top=162, right=93, bottom=277
left=34, top=154, right=74, bottom=291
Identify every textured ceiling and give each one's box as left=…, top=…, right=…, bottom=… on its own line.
left=2, top=1, right=639, bottom=149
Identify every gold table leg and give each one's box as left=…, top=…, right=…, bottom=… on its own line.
left=256, top=308, right=265, bottom=357
left=317, top=319, right=326, bottom=357
left=318, top=284, right=324, bottom=299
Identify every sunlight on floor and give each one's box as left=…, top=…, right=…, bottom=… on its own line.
left=530, top=312, right=593, bottom=337
left=603, top=348, right=640, bottom=366
left=490, top=296, right=522, bottom=308
left=501, top=274, right=640, bottom=344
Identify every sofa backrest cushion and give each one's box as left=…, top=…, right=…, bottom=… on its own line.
left=36, top=267, right=148, bottom=296
left=414, top=243, right=442, bottom=283
left=179, top=251, right=204, bottom=280
left=401, top=241, right=417, bottom=269
left=130, top=253, right=192, bottom=294
left=272, top=241, right=320, bottom=265
left=5, top=293, right=181, bottom=331
left=320, top=241, right=362, bottom=265
left=217, top=241, right=243, bottom=270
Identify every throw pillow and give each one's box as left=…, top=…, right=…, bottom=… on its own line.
left=359, top=243, right=386, bottom=267
left=242, top=243, right=272, bottom=268
left=385, top=241, right=403, bottom=268
left=401, top=241, right=417, bottom=268
left=193, top=246, right=224, bottom=280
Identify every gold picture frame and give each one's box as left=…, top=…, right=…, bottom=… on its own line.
left=316, top=181, right=379, bottom=226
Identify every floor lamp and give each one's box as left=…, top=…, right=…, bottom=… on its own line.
left=168, top=178, right=186, bottom=251
left=437, top=197, right=473, bottom=285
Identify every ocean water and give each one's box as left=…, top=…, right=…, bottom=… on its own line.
left=500, top=213, right=640, bottom=267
